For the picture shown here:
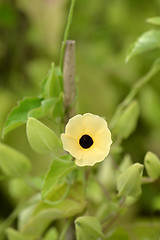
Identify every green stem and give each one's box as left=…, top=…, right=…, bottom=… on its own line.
left=59, top=218, right=72, bottom=240
left=110, top=58, right=160, bottom=129
left=59, top=0, right=76, bottom=71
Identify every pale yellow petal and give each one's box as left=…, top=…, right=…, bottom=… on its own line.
left=94, top=128, right=112, bottom=155
left=61, top=134, right=83, bottom=159
left=65, top=114, right=83, bottom=138
left=75, top=148, right=105, bottom=167
left=82, top=113, right=108, bottom=137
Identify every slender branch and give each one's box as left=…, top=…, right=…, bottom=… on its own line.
left=59, top=219, right=72, bottom=240
left=60, top=0, right=76, bottom=71
left=110, top=58, right=160, bottom=128
left=63, top=40, right=76, bottom=124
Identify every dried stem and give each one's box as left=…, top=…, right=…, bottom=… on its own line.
left=63, top=40, right=76, bottom=124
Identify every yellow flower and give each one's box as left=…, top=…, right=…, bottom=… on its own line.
left=61, top=113, right=112, bottom=167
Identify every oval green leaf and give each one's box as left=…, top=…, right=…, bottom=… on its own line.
left=26, top=117, right=61, bottom=154
left=0, top=143, right=31, bottom=177
left=3, top=97, right=42, bottom=137
left=41, top=156, right=75, bottom=200
left=126, top=30, right=160, bottom=62
left=75, top=216, right=104, bottom=240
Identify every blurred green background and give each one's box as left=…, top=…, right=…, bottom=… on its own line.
left=1, top=0, right=160, bottom=238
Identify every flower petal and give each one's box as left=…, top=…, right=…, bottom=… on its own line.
left=75, top=148, right=105, bottom=167
left=61, top=133, right=83, bottom=159
left=82, top=113, right=108, bottom=137
left=94, top=128, right=112, bottom=155
left=65, top=114, right=83, bottom=138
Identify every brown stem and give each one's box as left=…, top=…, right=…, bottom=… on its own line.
left=63, top=40, right=76, bottom=124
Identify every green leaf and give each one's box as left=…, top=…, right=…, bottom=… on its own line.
left=75, top=216, right=104, bottom=240
left=126, top=30, right=160, bottom=62
left=147, top=17, right=160, bottom=26
left=26, top=117, right=61, bottom=154
left=41, top=63, right=63, bottom=98
left=52, top=92, right=64, bottom=121
left=144, top=151, right=160, bottom=180
left=6, top=228, right=32, bottom=240
left=44, top=228, right=58, bottom=240
left=3, top=97, right=42, bottom=137
left=28, top=98, right=57, bottom=119
left=41, top=156, right=76, bottom=200
left=117, top=163, right=144, bottom=198
left=0, top=143, right=31, bottom=177
left=113, top=100, right=140, bottom=139
left=18, top=182, right=86, bottom=238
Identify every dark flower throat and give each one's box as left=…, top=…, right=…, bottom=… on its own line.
left=79, top=134, right=93, bottom=149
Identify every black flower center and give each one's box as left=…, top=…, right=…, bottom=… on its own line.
left=79, top=134, right=93, bottom=149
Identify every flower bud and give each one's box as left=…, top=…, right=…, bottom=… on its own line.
left=113, top=100, right=140, bottom=139
left=117, top=163, right=144, bottom=198
left=144, top=151, right=160, bottom=180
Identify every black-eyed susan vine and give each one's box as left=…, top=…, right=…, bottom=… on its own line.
left=1, top=1, right=160, bottom=240
left=61, top=113, right=112, bottom=166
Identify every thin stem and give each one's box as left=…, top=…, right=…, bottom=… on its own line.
left=110, top=58, right=160, bottom=129
left=60, top=0, right=76, bottom=71
left=141, top=177, right=155, bottom=184
left=59, top=219, right=72, bottom=240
